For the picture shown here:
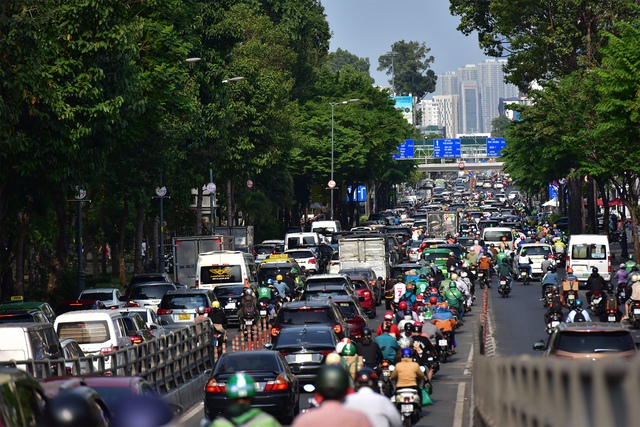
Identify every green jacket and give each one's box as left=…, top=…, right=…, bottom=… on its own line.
left=416, top=280, right=429, bottom=295
left=443, top=288, right=464, bottom=308
left=497, top=262, right=513, bottom=278
left=210, top=406, right=282, bottom=427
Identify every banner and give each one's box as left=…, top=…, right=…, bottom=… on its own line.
left=392, top=96, right=413, bottom=125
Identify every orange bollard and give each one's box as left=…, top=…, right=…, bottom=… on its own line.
left=222, top=341, right=227, bottom=354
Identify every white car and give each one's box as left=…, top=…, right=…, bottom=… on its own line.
left=78, top=288, right=125, bottom=309
left=508, top=191, right=521, bottom=200
left=513, top=243, right=555, bottom=276
left=285, top=249, right=320, bottom=274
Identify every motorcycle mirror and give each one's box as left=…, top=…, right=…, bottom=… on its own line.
left=419, top=365, right=426, bottom=372
left=263, top=343, right=273, bottom=350
left=389, top=365, right=395, bottom=372
left=532, top=340, right=546, bottom=351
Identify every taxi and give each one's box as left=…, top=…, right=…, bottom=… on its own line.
left=0, top=296, right=57, bottom=323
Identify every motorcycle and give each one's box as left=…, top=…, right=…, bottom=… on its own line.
left=438, top=331, right=453, bottom=362
left=590, top=291, right=605, bottom=318
left=380, top=360, right=394, bottom=397
left=519, top=267, right=531, bottom=285
left=617, top=282, right=628, bottom=306
left=477, top=269, right=490, bottom=289
left=497, top=276, right=511, bottom=298
left=542, top=285, right=554, bottom=308
left=605, top=307, right=619, bottom=323
left=212, top=331, right=224, bottom=356
left=629, top=301, right=640, bottom=329
left=391, top=388, right=422, bottom=427
left=545, top=312, right=563, bottom=335
left=564, top=290, right=578, bottom=310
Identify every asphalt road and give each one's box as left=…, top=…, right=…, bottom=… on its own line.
left=177, top=299, right=478, bottom=427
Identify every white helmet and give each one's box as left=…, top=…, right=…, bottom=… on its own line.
left=474, top=240, right=479, bottom=244
left=620, top=263, right=626, bottom=269
left=632, top=274, right=640, bottom=282
left=461, top=271, right=468, bottom=278
left=398, top=336, right=414, bottom=349
left=450, top=273, right=459, bottom=280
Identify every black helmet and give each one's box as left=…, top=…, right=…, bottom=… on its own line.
left=547, top=265, right=554, bottom=271
left=316, top=365, right=350, bottom=400
left=592, top=267, right=599, bottom=274
left=47, top=390, right=109, bottom=426
left=419, top=274, right=427, bottom=279
left=412, top=324, right=422, bottom=333
left=362, top=327, right=372, bottom=338
left=404, top=322, right=414, bottom=333
left=354, top=367, right=379, bottom=391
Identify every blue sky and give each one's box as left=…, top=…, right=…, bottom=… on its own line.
left=320, top=0, right=491, bottom=87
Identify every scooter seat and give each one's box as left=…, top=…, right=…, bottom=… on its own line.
left=397, top=388, right=418, bottom=394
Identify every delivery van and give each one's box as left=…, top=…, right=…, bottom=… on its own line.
left=0, top=323, right=63, bottom=371
left=284, top=232, right=320, bottom=251
left=195, top=251, right=257, bottom=289
left=566, top=234, right=611, bottom=282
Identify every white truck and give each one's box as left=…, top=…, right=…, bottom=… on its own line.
left=171, top=235, right=234, bottom=288
left=338, top=234, right=390, bottom=283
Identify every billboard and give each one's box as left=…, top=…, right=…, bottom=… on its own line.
left=393, top=139, right=415, bottom=159
left=392, top=96, right=413, bottom=125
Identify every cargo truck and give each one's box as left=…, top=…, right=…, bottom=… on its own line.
left=338, top=234, right=391, bottom=300
left=172, top=235, right=234, bottom=288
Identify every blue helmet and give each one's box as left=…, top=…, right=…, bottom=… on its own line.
left=401, top=348, right=412, bottom=358
left=575, top=299, right=583, bottom=308
left=267, top=279, right=274, bottom=285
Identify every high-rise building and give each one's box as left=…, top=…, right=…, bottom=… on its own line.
left=460, top=82, right=482, bottom=134
left=417, top=99, right=439, bottom=127
left=433, top=95, right=459, bottom=138
left=435, top=71, right=459, bottom=97
left=477, top=60, right=520, bottom=133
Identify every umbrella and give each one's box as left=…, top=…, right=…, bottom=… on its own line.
left=309, top=202, right=325, bottom=211
left=542, top=199, right=558, bottom=207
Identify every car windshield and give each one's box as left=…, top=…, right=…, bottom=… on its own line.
left=216, top=354, right=280, bottom=373
left=340, top=269, right=373, bottom=278
left=80, top=292, right=113, bottom=300
left=275, top=329, right=336, bottom=348
left=279, top=309, right=331, bottom=325
left=423, top=253, right=448, bottom=263
left=555, top=331, right=635, bottom=353
left=255, top=245, right=275, bottom=254
left=162, top=295, right=208, bottom=310
left=132, top=285, right=174, bottom=299
left=522, top=246, right=551, bottom=256
left=307, top=279, right=347, bottom=288
left=351, top=280, right=368, bottom=290
left=335, top=302, right=358, bottom=319
left=57, top=320, right=110, bottom=344
left=571, top=244, right=607, bottom=260
left=0, top=313, right=35, bottom=323
left=483, top=230, right=512, bottom=241
left=213, top=285, right=244, bottom=297
left=287, top=251, right=314, bottom=259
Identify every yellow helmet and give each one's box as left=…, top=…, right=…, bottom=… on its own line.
left=276, top=274, right=283, bottom=281
left=211, top=301, right=220, bottom=309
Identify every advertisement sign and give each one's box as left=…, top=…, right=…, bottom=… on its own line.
left=392, top=96, right=413, bottom=125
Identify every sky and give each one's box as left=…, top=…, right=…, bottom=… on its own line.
left=320, top=0, right=491, bottom=88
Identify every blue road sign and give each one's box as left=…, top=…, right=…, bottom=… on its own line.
left=486, top=137, right=506, bottom=157
left=433, top=139, right=461, bottom=158
left=468, top=171, right=473, bottom=178
left=346, top=185, right=367, bottom=202
left=549, top=183, right=558, bottom=200
left=393, top=139, right=415, bottom=159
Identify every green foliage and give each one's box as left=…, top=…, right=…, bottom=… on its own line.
left=491, top=116, right=512, bottom=137
left=326, top=48, right=373, bottom=82
left=377, top=41, right=437, bottom=98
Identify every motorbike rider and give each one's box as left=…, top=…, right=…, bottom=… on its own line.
left=237, top=287, right=259, bottom=328
left=341, top=343, right=365, bottom=380
left=377, top=312, right=401, bottom=338
left=586, top=267, right=607, bottom=306
left=561, top=267, right=580, bottom=301
left=443, top=281, right=465, bottom=322
left=344, top=368, right=403, bottom=427
left=194, top=306, right=210, bottom=325
left=445, top=252, right=459, bottom=271
left=623, top=273, right=640, bottom=320
left=497, top=257, right=514, bottom=289
left=257, top=281, right=278, bottom=317
left=390, top=348, right=427, bottom=403
left=208, top=301, right=228, bottom=342
left=450, top=273, right=471, bottom=310
left=477, top=251, right=493, bottom=280
left=541, top=265, right=560, bottom=299
left=472, top=240, right=483, bottom=255
left=392, top=274, right=407, bottom=311
left=540, top=255, right=553, bottom=274
left=355, top=327, right=384, bottom=371
left=375, top=323, right=401, bottom=362
left=614, top=264, right=629, bottom=286
left=410, top=324, right=437, bottom=382
left=395, top=301, right=418, bottom=325
left=625, top=254, right=637, bottom=273
left=273, top=275, right=291, bottom=301
left=566, top=299, right=591, bottom=323
left=544, top=286, right=564, bottom=325
left=399, top=282, right=417, bottom=308
left=517, top=249, right=533, bottom=278
left=459, top=271, right=475, bottom=301
left=416, top=274, right=429, bottom=295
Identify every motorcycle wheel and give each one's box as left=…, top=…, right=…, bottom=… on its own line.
left=403, top=416, right=412, bottom=427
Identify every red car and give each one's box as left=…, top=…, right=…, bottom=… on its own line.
left=331, top=295, right=368, bottom=339
left=349, top=276, right=376, bottom=319
left=54, top=299, right=107, bottom=316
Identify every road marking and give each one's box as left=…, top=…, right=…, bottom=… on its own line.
left=463, top=342, right=473, bottom=375
left=178, top=401, right=203, bottom=425
left=453, top=382, right=466, bottom=427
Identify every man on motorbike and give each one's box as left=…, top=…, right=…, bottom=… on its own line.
left=392, top=274, right=407, bottom=311
left=443, top=281, right=465, bottom=322
left=377, top=312, right=401, bottom=338
left=614, top=264, right=629, bottom=286
left=341, top=343, right=364, bottom=380
left=517, top=249, right=533, bottom=278
left=399, top=282, right=418, bottom=308
left=459, top=271, right=475, bottom=301
left=375, top=323, right=401, bottom=362
left=566, top=299, right=591, bottom=323
left=623, top=273, right=640, bottom=320
left=586, top=267, right=607, bottom=306
left=541, top=265, right=560, bottom=299
left=416, top=274, right=429, bottom=295
left=540, top=255, right=553, bottom=274
left=355, top=327, right=384, bottom=371
left=450, top=273, right=471, bottom=310
left=208, top=301, right=228, bottom=342
left=477, top=251, right=493, bottom=280
left=344, top=368, right=403, bottom=427
left=625, top=254, right=637, bottom=273
left=257, top=282, right=278, bottom=317
left=497, top=257, right=514, bottom=289
left=561, top=267, right=580, bottom=301
left=236, top=288, right=259, bottom=329
left=395, top=301, right=418, bottom=325
left=410, top=324, right=437, bottom=383
left=273, top=275, right=291, bottom=301
left=390, top=348, right=427, bottom=403
left=445, top=252, right=459, bottom=271
left=544, top=286, right=564, bottom=325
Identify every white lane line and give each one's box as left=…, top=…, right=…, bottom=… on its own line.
left=453, top=382, right=466, bottom=427
left=178, top=401, right=204, bottom=425
left=463, top=342, right=473, bottom=375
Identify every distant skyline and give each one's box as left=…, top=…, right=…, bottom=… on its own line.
left=320, top=0, right=493, bottom=89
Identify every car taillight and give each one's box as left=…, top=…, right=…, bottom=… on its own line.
left=66, top=366, right=72, bottom=376
left=321, top=349, right=334, bottom=356
left=608, top=256, right=612, bottom=273
left=279, top=351, right=288, bottom=357
left=157, top=308, right=172, bottom=315
left=264, top=376, right=289, bottom=391
left=363, top=291, right=370, bottom=297
left=332, top=324, right=342, bottom=334
left=129, top=335, right=143, bottom=344
left=205, top=379, right=226, bottom=393
left=271, top=327, right=281, bottom=337
left=126, top=301, right=139, bottom=308
left=195, top=280, right=199, bottom=289
left=205, top=307, right=212, bottom=313
left=308, top=258, right=316, bottom=264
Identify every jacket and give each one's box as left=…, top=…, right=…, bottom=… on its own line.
left=477, top=256, right=492, bottom=270
left=210, top=405, right=281, bottom=427
left=390, top=357, right=426, bottom=388
left=208, top=309, right=228, bottom=326
left=355, top=338, right=384, bottom=369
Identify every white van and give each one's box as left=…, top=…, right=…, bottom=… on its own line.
left=310, top=220, right=342, bottom=234
left=284, top=232, right=320, bottom=251
left=54, top=310, right=131, bottom=370
left=0, top=323, right=63, bottom=372
left=567, top=234, right=611, bottom=282
left=482, top=227, right=516, bottom=251
left=195, top=250, right=257, bottom=290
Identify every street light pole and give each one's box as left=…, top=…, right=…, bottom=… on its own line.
left=155, top=176, right=168, bottom=274
left=387, top=51, right=399, bottom=96
left=329, top=99, right=360, bottom=221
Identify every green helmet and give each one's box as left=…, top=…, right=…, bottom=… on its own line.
left=226, top=373, right=256, bottom=399
left=341, top=343, right=357, bottom=356
left=521, top=249, right=527, bottom=255
left=449, top=281, right=457, bottom=289
left=290, top=268, right=298, bottom=274
left=316, top=365, right=350, bottom=400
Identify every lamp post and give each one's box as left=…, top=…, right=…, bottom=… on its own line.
left=329, top=98, right=360, bottom=220
left=154, top=177, right=168, bottom=274
left=71, top=188, right=90, bottom=295
left=387, top=51, right=399, bottom=96
left=207, top=166, right=216, bottom=234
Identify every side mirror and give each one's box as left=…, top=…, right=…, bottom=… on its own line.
left=532, top=340, right=546, bottom=351
left=264, top=342, right=274, bottom=350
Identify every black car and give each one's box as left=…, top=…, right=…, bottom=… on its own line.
left=270, top=326, right=339, bottom=385
left=204, top=350, right=300, bottom=424
left=271, top=300, right=350, bottom=339
left=256, top=261, right=306, bottom=291
left=339, top=267, right=383, bottom=304
left=211, top=284, right=244, bottom=324
left=0, top=309, right=49, bottom=324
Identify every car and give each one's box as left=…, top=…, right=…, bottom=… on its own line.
left=508, top=190, right=522, bottom=200
left=261, top=239, right=285, bottom=254
left=59, top=338, right=90, bottom=375
left=204, top=350, right=300, bottom=423
left=284, top=248, right=320, bottom=274
left=330, top=295, right=369, bottom=338
left=302, top=274, right=359, bottom=302
left=253, top=243, right=278, bottom=264
left=121, top=312, right=156, bottom=344
left=513, top=243, right=555, bottom=277
left=211, top=284, right=244, bottom=324
left=126, top=282, right=177, bottom=311
left=269, top=326, right=339, bottom=385
left=0, top=297, right=56, bottom=323
left=0, top=367, right=49, bottom=425
left=407, top=240, right=424, bottom=262
left=256, top=259, right=306, bottom=291
left=327, top=251, right=341, bottom=274
left=54, top=299, right=107, bottom=316
left=533, top=322, right=637, bottom=360
left=127, top=272, right=173, bottom=289
left=554, top=216, right=570, bottom=232
left=270, top=300, right=350, bottom=339
left=421, top=248, right=451, bottom=270
left=78, top=288, right=124, bottom=309
left=338, top=267, right=383, bottom=304
left=118, top=307, right=168, bottom=336
left=346, top=275, right=376, bottom=318
left=156, top=288, right=218, bottom=331
left=0, top=308, right=49, bottom=324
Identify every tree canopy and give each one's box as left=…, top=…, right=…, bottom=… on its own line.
left=377, top=40, right=437, bottom=98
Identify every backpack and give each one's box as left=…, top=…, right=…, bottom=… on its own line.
left=574, top=309, right=586, bottom=323
left=243, top=299, right=256, bottom=320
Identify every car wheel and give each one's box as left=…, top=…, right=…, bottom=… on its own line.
left=281, top=404, right=296, bottom=425
left=368, top=307, right=376, bottom=319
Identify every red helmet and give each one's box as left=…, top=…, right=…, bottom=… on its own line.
left=416, top=294, right=424, bottom=301
left=399, top=301, right=408, bottom=310
left=384, top=312, right=394, bottom=320
left=429, top=296, right=438, bottom=305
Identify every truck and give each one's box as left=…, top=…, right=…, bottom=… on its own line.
left=423, top=211, right=458, bottom=238
left=210, top=226, right=254, bottom=253
left=172, top=235, right=234, bottom=288
left=338, top=234, right=391, bottom=289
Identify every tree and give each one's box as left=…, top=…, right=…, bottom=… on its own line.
left=377, top=41, right=437, bottom=98
left=449, top=0, right=640, bottom=92
left=490, top=116, right=512, bottom=137
left=326, top=48, right=373, bottom=81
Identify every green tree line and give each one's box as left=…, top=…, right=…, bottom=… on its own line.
left=0, top=0, right=419, bottom=300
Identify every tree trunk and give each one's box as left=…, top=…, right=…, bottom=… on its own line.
left=598, top=179, right=610, bottom=237
left=15, top=209, right=30, bottom=296
left=196, top=185, right=203, bottom=236
left=585, top=177, right=597, bottom=234
left=227, top=180, right=234, bottom=226
left=118, top=200, right=128, bottom=287
left=568, top=176, right=584, bottom=235
left=134, top=202, right=144, bottom=274
left=47, top=196, right=71, bottom=300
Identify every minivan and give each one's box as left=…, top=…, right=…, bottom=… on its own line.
left=195, top=250, right=257, bottom=290
left=54, top=310, right=132, bottom=370
left=482, top=226, right=515, bottom=251
left=567, top=234, right=611, bottom=282
left=284, top=232, right=320, bottom=251
left=0, top=322, right=63, bottom=372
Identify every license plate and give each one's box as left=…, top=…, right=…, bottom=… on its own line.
left=225, top=303, right=236, bottom=309
left=246, top=320, right=253, bottom=325
left=383, top=370, right=391, bottom=377
left=550, top=321, right=559, bottom=327
left=608, top=316, right=616, bottom=322
left=620, top=292, right=626, bottom=298
left=178, top=313, right=191, bottom=321
left=259, top=310, right=267, bottom=316
left=521, top=272, right=526, bottom=276
left=295, top=354, right=313, bottom=362
left=478, top=273, right=484, bottom=277
left=634, top=309, right=640, bottom=314
left=438, top=339, right=448, bottom=346
left=401, top=404, right=414, bottom=412
left=594, top=298, right=602, bottom=304
left=568, top=294, right=575, bottom=300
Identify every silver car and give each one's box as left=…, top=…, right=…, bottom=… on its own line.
left=127, top=283, right=176, bottom=312
left=157, top=289, right=217, bottom=331
left=78, top=288, right=125, bottom=309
